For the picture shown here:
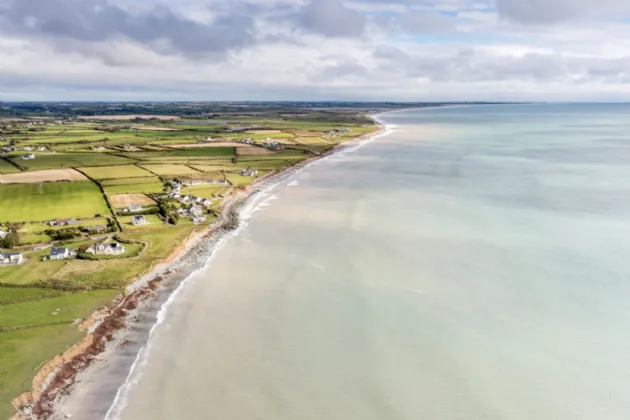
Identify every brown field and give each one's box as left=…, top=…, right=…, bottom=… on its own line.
left=135, top=126, right=181, bottom=131
left=169, top=142, right=236, bottom=148
left=77, top=115, right=181, bottom=121
left=109, top=193, right=156, bottom=208
left=236, top=146, right=273, bottom=156
left=0, top=169, right=87, bottom=184
left=247, top=130, right=283, bottom=135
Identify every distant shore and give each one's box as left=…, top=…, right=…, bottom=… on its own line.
left=11, top=115, right=390, bottom=420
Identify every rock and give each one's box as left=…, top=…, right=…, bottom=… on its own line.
left=56, top=308, right=61, bottom=312
left=51, top=312, right=59, bottom=316
left=65, top=414, right=73, bottom=418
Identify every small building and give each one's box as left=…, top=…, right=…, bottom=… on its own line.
left=50, top=247, right=70, bottom=260
left=48, top=220, right=59, bottom=227
left=241, top=169, right=259, bottom=177
left=37, top=146, right=48, bottom=152
left=86, top=242, right=126, bottom=256
left=132, top=215, right=147, bottom=226
left=21, top=153, right=35, bottom=160
left=127, top=205, right=143, bottom=213
left=201, top=198, right=212, bottom=207
left=2, top=145, right=14, bottom=152
left=23, top=146, right=33, bottom=151
left=66, top=219, right=77, bottom=226
left=1, top=253, right=24, bottom=265
left=177, top=208, right=189, bottom=216
left=0, top=228, right=6, bottom=239
left=193, top=215, right=207, bottom=224
left=187, top=204, right=203, bottom=217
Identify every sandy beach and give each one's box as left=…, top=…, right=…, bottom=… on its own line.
left=11, top=119, right=388, bottom=420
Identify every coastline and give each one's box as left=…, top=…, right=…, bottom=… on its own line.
left=11, top=116, right=391, bottom=420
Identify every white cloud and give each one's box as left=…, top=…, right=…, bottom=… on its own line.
left=0, top=0, right=629, bottom=100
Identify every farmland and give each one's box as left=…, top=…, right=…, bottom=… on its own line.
left=0, top=181, right=110, bottom=222
left=0, top=103, right=383, bottom=418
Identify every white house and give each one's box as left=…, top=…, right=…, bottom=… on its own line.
left=132, top=215, right=147, bottom=226
left=49, top=247, right=70, bottom=260
left=1, top=253, right=23, bottom=265
left=187, top=204, right=203, bottom=217
left=0, top=228, right=6, bottom=239
left=86, top=242, right=126, bottom=256
left=241, top=169, right=259, bottom=177
left=23, top=146, right=33, bottom=151
left=201, top=198, right=212, bottom=207
left=127, top=205, right=143, bottom=213
left=37, top=146, right=48, bottom=152
left=193, top=215, right=207, bottom=224
left=21, top=153, right=35, bottom=160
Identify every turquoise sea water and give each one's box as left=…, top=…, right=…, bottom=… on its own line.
left=113, top=104, right=630, bottom=419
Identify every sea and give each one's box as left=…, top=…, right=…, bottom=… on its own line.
left=108, top=104, right=630, bottom=420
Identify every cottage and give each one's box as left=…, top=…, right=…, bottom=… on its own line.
left=132, top=215, right=147, bottom=226
left=2, top=145, right=14, bottom=152
left=23, top=146, right=33, bottom=151
left=177, top=208, right=189, bottom=216
left=50, top=247, right=70, bottom=260
left=193, top=215, right=207, bottom=224
left=37, top=146, right=48, bottom=152
left=48, top=220, right=59, bottom=227
left=241, top=169, right=259, bottom=177
left=187, top=204, right=203, bottom=217
left=86, top=242, right=126, bottom=256
left=127, top=205, right=143, bottom=213
left=201, top=199, right=212, bottom=207
left=180, top=196, right=191, bottom=203
left=1, top=253, right=23, bottom=265
left=21, top=153, right=35, bottom=160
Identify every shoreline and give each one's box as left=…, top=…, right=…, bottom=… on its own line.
left=11, top=116, right=392, bottom=420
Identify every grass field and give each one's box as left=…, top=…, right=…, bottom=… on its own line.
left=0, top=181, right=111, bottom=222
left=78, top=165, right=153, bottom=180
left=103, top=183, right=164, bottom=195
left=10, top=153, right=135, bottom=170
left=0, top=159, right=20, bottom=174
left=140, top=164, right=200, bottom=176
left=100, top=177, right=162, bottom=186
left=225, top=173, right=258, bottom=186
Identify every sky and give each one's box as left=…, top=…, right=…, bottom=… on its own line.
left=1, top=0, right=630, bottom=101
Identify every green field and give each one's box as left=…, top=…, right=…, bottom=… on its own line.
left=100, top=177, right=162, bottom=186
left=140, top=164, right=200, bottom=176
left=103, top=183, right=164, bottom=195
left=0, top=159, right=20, bottom=174
left=0, top=181, right=111, bottom=222
left=78, top=165, right=153, bottom=180
left=10, top=153, right=135, bottom=170
left=225, top=173, right=258, bottom=186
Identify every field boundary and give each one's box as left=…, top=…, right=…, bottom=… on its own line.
left=73, top=168, right=121, bottom=232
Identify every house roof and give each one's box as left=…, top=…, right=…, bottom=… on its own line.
left=50, top=247, right=68, bottom=256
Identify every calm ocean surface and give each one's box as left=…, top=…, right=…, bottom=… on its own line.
left=113, top=104, right=630, bottom=419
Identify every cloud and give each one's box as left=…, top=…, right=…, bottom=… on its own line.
left=0, top=0, right=256, bottom=57
left=293, top=0, right=367, bottom=37
left=495, top=0, right=630, bottom=24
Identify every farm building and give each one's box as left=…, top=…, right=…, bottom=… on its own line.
left=21, top=154, right=35, bottom=160
left=127, top=205, right=143, bottom=213
left=50, top=247, right=70, bottom=260
left=86, top=242, right=126, bottom=256
left=132, top=215, right=147, bottom=226
left=1, top=253, right=23, bottom=266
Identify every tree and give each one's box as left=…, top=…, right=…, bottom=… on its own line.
left=0, top=230, right=20, bottom=249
